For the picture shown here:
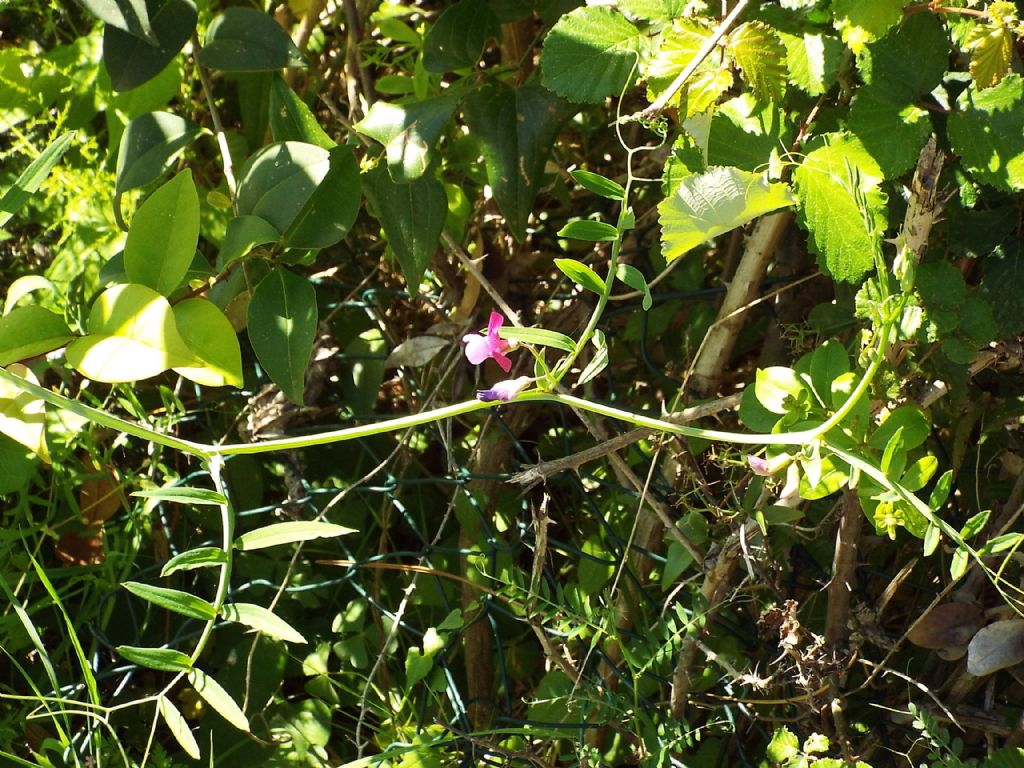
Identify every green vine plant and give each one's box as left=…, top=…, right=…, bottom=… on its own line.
left=3, top=0, right=1024, bottom=763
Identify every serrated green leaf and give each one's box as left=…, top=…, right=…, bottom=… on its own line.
left=422, top=0, right=500, bottom=72
left=832, top=0, right=910, bottom=53
left=967, top=22, right=1014, bottom=89
left=645, top=19, right=733, bottom=115
left=554, top=258, right=606, bottom=295
left=767, top=727, right=800, bottom=764
left=0, top=306, right=74, bottom=367
left=356, top=93, right=458, bottom=182
left=857, top=12, right=949, bottom=104
left=706, top=95, right=788, bottom=173
left=659, top=167, right=794, bottom=263
left=499, top=326, right=576, bottom=353
left=66, top=283, right=197, bottom=383
left=558, top=220, right=619, bottom=242
left=158, top=696, right=200, bottom=759
left=0, top=132, right=74, bottom=229
left=948, top=74, right=1024, bottom=192
left=103, top=0, right=196, bottom=92
left=981, top=239, right=1024, bottom=337
left=540, top=6, right=642, bottom=104
left=187, top=668, right=250, bottom=731
left=122, top=581, right=217, bottom=620
left=124, top=170, right=199, bottom=296
left=727, top=21, right=786, bottom=102
left=199, top=7, right=304, bottom=71
left=615, top=264, right=652, bottom=310
left=221, top=602, right=307, bottom=644
left=234, top=521, right=356, bottom=551
left=793, top=134, right=887, bottom=283
left=847, top=90, right=931, bottom=179
left=362, top=165, right=447, bottom=287
left=570, top=169, right=625, bottom=200
left=118, top=645, right=192, bottom=671
left=463, top=82, right=572, bottom=241
left=161, top=547, right=229, bottom=577
left=115, top=112, right=201, bottom=196
left=779, top=31, right=843, bottom=97
left=133, top=486, right=227, bottom=505
left=247, top=268, right=317, bottom=405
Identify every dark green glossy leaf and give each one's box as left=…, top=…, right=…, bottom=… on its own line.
left=103, top=0, right=196, bottom=92
left=356, top=93, right=459, bottom=182
left=217, top=215, right=280, bottom=269
left=76, top=0, right=155, bottom=43
left=422, top=0, right=500, bottom=72
left=124, top=170, right=199, bottom=296
left=284, top=146, right=361, bottom=249
left=247, top=268, right=317, bottom=404
left=199, top=7, right=305, bottom=72
left=115, top=111, right=201, bottom=195
left=0, top=133, right=74, bottom=229
left=362, top=165, right=447, bottom=288
left=236, top=141, right=334, bottom=238
left=0, top=306, right=74, bottom=367
left=268, top=74, right=335, bottom=150
left=462, top=82, right=573, bottom=240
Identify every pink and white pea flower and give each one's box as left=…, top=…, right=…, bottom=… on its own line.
left=463, top=311, right=513, bottom=373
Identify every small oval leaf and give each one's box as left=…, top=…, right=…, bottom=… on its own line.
left=132, top=486, right=227, bottom=506
left=233, top=521, right=356, bottom=551
left=161, top=547, right=229, bottom=577
left=117, top=645, right=192, bottom=672
left=558, top=220, right=619, bottom=242
left=221, top=602, right=308, bottom=644
left=158, top=696, right=201, bottom=760
left=122, top=581, right=217, bottom=620
left=116, top=112, right=202, bottom=196
left=199, top=7, right=305, bottom=71
left=554, top=258, right=606, bottom=295
left=187, top=668, right=250, bottom=731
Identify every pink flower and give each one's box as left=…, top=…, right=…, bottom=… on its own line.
left=463, top=311, right=512, bottom=372
left=747, top=452, right=792, bottom=476
left=477, top=376, right=532, bottom=402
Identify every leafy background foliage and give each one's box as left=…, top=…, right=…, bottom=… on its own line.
left=2, top=0, right=1024, bottom=766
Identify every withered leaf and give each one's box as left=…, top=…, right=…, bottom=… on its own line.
left=908, top=602, right=984, bottom=651
left=967, top=619, right=1024, bottom=676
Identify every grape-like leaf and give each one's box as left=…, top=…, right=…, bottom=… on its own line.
left=967, top=22, right=1014, bottom=89
left=727, top=21, right=787, bottom=102
left=540, top=6, right=642, bottom=104
left=659, top=167, right=794, bottom=263
left=832, top=0, right=911, bottom=53
left=644, top=19, right=733, bottom=115
left=793, top=134, right=887, bottom=282
left=948, top=74, right=1024, bottom=192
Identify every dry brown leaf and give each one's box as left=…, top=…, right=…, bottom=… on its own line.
left=79, top=455, right=122, bottom=525
left=908, top=602, right=984, bottom=652
left=967, top=619, right=1024, bottom=676
left=54, top=530, right=105, bottom=566
left=385, top=336, right=449, bottom=368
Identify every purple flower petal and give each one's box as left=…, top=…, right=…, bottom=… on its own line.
left=477, top=376, right=531, bottom=402
left=463, top=334, right=491, bottom=365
